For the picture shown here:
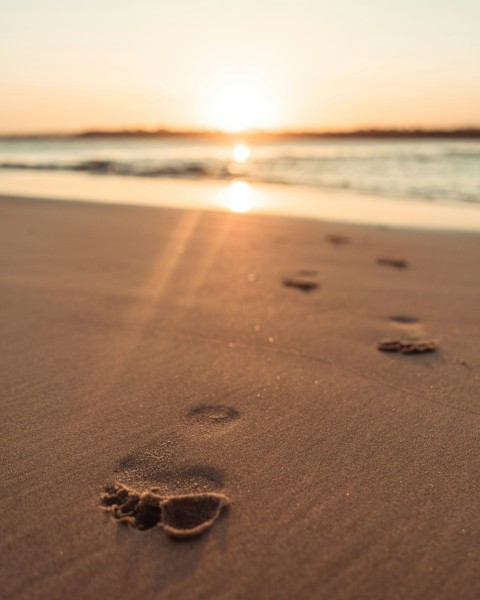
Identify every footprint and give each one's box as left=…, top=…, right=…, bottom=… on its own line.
left=103, top=442, right=230, bottom=539
left=325, top=234, right=349, bottom=245
left=377, top=339, right=438, bottom=354
left=282, top=271, right=319, bottom=293
left=101, top=483, right=229, bottom=539
left=102, top=397, right=239, bottom=541
left=377, top=257, right=409, bottom=269
left=389, top=315, right=419, bottom=324
left=186, top=405, right=240, bottom=427
left=283, top=279, right=318, bottom=292
left=379, top=314, right=437, bottom=354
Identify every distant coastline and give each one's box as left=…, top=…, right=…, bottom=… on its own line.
left=1, top=127, right=480, bottom=141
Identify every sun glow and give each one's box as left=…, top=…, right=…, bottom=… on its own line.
left=227, top=181, right=251, bottom=213
left=214, top=180, right=254, bottom=214
left=232, top=144, right=250, bottom=162
left=204, top=71, right=277, bottom=132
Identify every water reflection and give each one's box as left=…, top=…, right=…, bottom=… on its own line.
left=225, top=181, right=251, bottom=213
left=232, top=144, right=250, bottom=163
left=228, top=143, right=250, bottom=176
left=2, top=169, right=478, bottom=231
left=213, top=179, right=269, bottom=214
left=213, top=179, right=265, bottom=213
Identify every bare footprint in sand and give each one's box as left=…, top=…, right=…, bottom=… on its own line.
left=326, top=234, right=350, bottom=245
left=377, top=257, right=409, bottom=269
left=377, top=339, right=438, bottom=354
left=102, top=399, right=242, bottom=540
left=283, top=270, right=319, bottom=293
left=378, top=315, right=437, bottom=354
left=389, top=315, right=419, bottom=325
left=102, top=442, right=230, bottom=539
left=101, top=483, right=229, bottom=539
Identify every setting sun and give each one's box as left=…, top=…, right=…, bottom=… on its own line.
left=2, top=1, right=480, bottom=598
left=204, top=71, right=277, bottom=132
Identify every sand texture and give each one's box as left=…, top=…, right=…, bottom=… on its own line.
left=1, top=195, right=479, bottom=599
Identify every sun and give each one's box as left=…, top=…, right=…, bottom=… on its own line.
left=204, top=71, right=277, bottom=132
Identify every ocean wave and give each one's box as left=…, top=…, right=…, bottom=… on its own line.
left=1, top=150, right=479, bottom=206
left=0, top=159, right=215, bottom=178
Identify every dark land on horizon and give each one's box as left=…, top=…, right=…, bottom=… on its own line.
left=2, top=127, right=480, bottom=140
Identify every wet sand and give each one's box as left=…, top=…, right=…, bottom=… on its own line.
left=1, top=195, right=479, bottom=599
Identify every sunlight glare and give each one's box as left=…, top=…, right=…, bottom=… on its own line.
left=233, top=144, right=250, bottom=162
left=226, top=181, right=251, bottom=213
left=205, top=71, right=276, bottom=132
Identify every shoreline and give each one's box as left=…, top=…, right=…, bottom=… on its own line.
left=1, top=195, right=479, bottom=599
left=1, top=173, right=480, bottom=232
left=3, top=191, right=480, bottom=237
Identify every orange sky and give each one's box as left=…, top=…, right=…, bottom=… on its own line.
left=1, top=0, right=479, bottom=133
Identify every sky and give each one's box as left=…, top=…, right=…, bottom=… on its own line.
left=1, top=0, right=479, bottom=133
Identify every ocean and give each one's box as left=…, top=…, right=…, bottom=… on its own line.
left=1, top=137, right=479, bottom=229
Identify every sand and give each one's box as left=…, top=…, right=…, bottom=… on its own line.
left=0, top=194, right=479, bottom=599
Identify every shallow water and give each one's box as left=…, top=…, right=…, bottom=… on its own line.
left=1, top=137, right=479, bottom=204
left=1, top=137, right=479, bottom=229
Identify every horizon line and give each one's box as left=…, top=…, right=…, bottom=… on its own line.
left=2, top=126, right=480, bottom=140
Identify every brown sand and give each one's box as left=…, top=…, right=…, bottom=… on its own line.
left=0, top=195, right=479, bottom=599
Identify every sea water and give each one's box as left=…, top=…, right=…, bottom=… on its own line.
left=1, top=137, right=479, bottom=229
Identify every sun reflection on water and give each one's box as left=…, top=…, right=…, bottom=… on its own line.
left=232, top=143, right=250, bottom=163
left=227, top=181, right=251, bottom=213
left=214, top=180, right=254, bottom=213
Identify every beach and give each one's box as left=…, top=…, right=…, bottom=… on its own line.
left=1, top=194, right=479, bottom=599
